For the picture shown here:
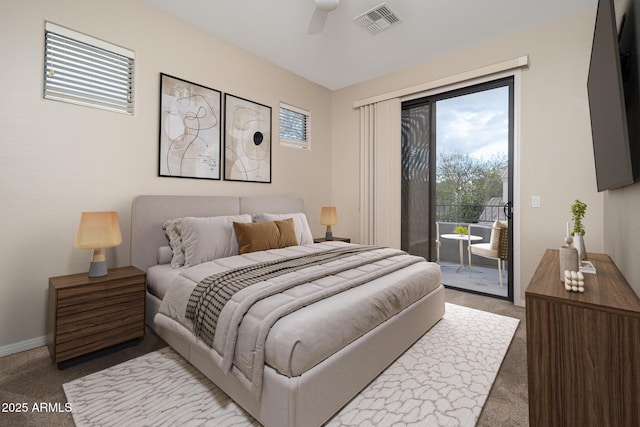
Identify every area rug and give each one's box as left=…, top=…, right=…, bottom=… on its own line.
left=64, top=303, right=519, bottom=427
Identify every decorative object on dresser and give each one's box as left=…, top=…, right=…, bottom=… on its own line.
left=526, top=249, right=640, bottom=427
left=74, top=211, right=122, bottom=277
left=559, top=236, right=579, bottom=282
left=320, top=206, right=338, bottom=240
left=569, top=199, right=587, bottom=260
left=48, top=266, right=146, bottom=368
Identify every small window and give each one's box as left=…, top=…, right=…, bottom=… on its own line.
left=279, top=103, right=310, bottom=150
left=44, top=22, right=135, bottom=115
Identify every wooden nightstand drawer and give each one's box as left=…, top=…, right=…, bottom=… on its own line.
left=57, top=297, right=143, bottom=327
left=57, top=276, right=142, bottom=300
left=48, top=266, right=146, bottom=366
left=56, top=316, right=145, bottom=361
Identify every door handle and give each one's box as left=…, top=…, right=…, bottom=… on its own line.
left=503, top=202, right=513, bottom=220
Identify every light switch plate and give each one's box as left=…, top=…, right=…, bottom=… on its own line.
left=532, top=196, right=541, bottom=208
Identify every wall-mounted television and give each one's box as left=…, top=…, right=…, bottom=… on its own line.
left=587, top=0, right=640, bottom=191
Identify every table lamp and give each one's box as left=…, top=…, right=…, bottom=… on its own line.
left=74, top=211, right=122, bottom=277
left=320, top=206, right=338, bottom=241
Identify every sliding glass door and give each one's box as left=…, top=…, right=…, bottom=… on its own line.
left=401, top=77, right=514, bottom=301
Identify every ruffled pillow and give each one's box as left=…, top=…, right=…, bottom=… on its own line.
left=162, top=214, right=252, bottom=268
left=162, top=218, right=185, bottom=268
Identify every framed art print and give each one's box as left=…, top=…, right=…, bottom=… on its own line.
left=224, top=93, right=272, bottom=183
left=159, top=73, right=222, bottom=180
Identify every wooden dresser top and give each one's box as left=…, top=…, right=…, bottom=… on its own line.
left=526, top=249, right=640, bottom=316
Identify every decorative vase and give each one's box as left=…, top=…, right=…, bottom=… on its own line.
left=559, top=245, right=579, bottom=282
left=573, top=233, right=587, bottom=261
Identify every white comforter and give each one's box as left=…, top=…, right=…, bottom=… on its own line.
left=156, top=241, right=442, bottom=397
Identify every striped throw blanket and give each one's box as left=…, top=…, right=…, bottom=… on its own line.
left=185, top=245, right=383, bottom=348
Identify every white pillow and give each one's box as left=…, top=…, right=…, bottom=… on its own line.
left=253, top=212, right=314, bottom=245
left=180, top=214, right=252, bottom=267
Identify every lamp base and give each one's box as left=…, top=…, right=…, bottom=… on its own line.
left=88, top=260, right=108, bottom=278
left=325, top=226, right=333, bottom=241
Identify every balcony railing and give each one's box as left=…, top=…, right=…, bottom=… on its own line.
left=436, top=203, right=507, bottom=224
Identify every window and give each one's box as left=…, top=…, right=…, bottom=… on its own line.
left=279, top=103, right=310, bottom=150
left=44, top=22, right=135, bottom=115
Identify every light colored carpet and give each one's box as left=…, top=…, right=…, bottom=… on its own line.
left=64, top=303, right=519, bottom=427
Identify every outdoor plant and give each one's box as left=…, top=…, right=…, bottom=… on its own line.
left=571, top=199, right=587, bottom=236
left=453, top=225, right=468, bottom=235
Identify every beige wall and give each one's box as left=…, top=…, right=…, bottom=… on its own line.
left=331, top=10, right=604, bottom=305
left=0, top=0, right=332, bottom=351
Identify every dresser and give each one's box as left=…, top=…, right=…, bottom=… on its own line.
left=525, top=249, right=640, bottom=426
left=48, top=266, right=146, bottom=366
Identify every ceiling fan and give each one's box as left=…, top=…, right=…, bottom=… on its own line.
left=308, top=0, right=340, bottom=35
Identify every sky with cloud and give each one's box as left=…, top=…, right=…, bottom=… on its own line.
left=435, top=86, right=509, bottom=161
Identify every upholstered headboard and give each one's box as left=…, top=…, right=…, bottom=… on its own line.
left=130, top=195, right=305, bottom=272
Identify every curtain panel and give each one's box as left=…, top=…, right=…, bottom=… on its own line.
left=359, top=98, right=401, bottom=248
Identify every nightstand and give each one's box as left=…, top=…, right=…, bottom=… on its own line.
left=313, top=237, right=351, bottom=243
left=48, top=266, right=146, bottom=367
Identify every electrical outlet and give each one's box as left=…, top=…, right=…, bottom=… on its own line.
left=532, top=196, right=541, bottom=208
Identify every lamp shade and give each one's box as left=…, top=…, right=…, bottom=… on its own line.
left=320, top=206, right=338, bottom=226
left=74, top=211, right=122, bottom=249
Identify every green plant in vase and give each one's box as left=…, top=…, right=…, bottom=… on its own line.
left=570, top=199, right=587, bottom=260
left=453, top=225, right=468, bottom=235
left=571, top=199, right=587, bottom=236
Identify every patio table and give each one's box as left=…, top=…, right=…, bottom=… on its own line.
left=440, top=233, right=483, bottom=272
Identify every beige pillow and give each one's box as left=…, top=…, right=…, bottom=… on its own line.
left=489, top=220, right=507, bottom=250
left=233, top=218, right=298, bottom=254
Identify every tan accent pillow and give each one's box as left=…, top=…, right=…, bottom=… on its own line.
left=233, top=218, right=299, bottom=254
left=489, top=220, right=507, bottom=251
left=253, top=212, right=314, bottom=245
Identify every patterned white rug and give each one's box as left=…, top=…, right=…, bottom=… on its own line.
left=64, top=303, right=519, bottom=427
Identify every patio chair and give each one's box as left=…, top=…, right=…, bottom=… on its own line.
left=467, top=221, right=508, bottom=287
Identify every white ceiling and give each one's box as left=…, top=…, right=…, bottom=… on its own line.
left=141, top=0, right=597, bottom=90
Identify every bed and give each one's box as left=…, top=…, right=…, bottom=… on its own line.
left=131, top=194, right=444, bottom=427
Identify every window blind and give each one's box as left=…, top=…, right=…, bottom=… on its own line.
left=279, top=103, right=310, bottom=150
left=44, top=22, right=135, bottom=115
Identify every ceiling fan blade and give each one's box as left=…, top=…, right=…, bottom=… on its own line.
left=307, top=8, right=328, bottom=35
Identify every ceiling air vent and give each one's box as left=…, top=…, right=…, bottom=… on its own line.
left=354, top=3, right=402, bottom=35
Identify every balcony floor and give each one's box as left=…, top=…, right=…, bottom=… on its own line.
left=439, top=261, right=508, bottom=298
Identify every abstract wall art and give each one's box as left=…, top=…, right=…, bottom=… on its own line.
left=159, top=73, right=222, bottom=180
left=224, top=94, right=272, bottom=183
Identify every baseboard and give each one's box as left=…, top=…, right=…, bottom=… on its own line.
left=0, top=335, right=47, bottom=358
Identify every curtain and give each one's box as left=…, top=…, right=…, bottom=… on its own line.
left=359, top=98, right=401, bottom=247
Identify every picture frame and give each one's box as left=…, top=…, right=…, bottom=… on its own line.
left=158, top=73, right=222, bottom=180
left=224, top=93, right=272, bottom=183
